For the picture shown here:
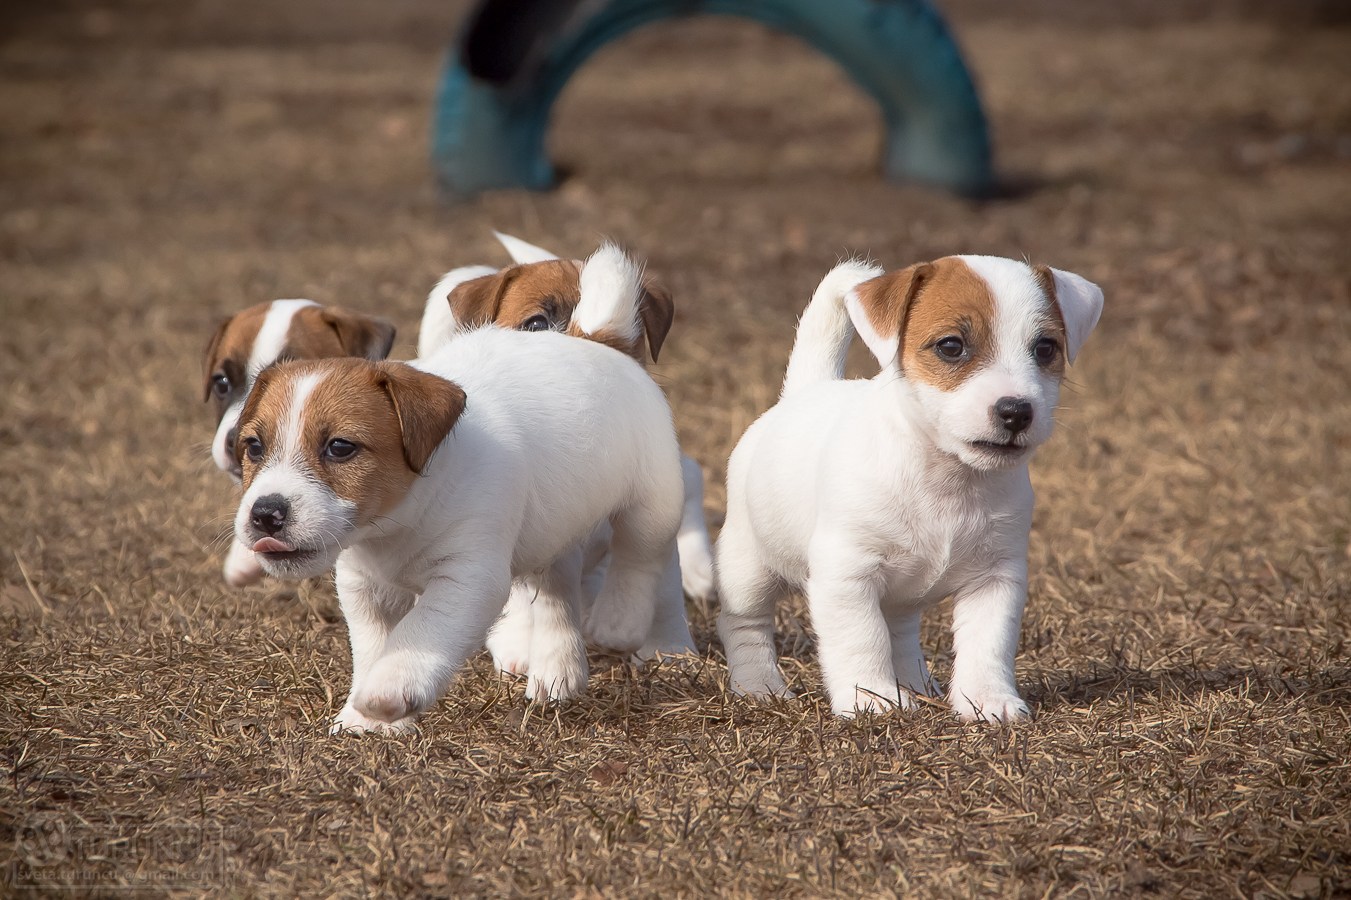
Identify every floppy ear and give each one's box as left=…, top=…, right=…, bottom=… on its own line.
left=445, top=269, right=516, bottom=330
left=374, top=362, right=467, bottom=474
left=321, top=307, right=398, bottom=361
left=202, top=316, right=231, bottom=402
left=844, top=263, right=934, bottom=370
left=494, top=231, right=560, bottom=264
left=638, top=277, right=675, bottom=362
left=1036, top=266, right=1104, bottom=364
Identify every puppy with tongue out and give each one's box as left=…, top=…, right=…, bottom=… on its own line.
left=231, top=246, right=686, bottom=734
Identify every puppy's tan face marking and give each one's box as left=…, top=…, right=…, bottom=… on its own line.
left=238, top=359, right=465, bottom=528
left=446, top=260, right=674, bottom=363
left=203, top=302, right=396, bottom=422
left=853, top=258, right=1068, bottom=391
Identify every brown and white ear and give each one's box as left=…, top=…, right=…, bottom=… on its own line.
left=494, top=231, right=560, bottom=264
left=418, top=265, right=499, bottom=357
left=322, top=307, right=397, bottom=361
left=374, top=361, right=467, bottom=474
left=1038, top=266, right=1104, bottom=364
left=638, top=277, right=674, bottom=362
left=202, top=316, right=231, bottom=402
left=843, top=263, right=934, bottom=370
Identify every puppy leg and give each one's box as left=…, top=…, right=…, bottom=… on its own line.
left=584, top=498, right=679, bottom=654
left=806, top=554, right=908, bottom=716
left=716, top=520, right=792, bottom=699
left=948, top=575, right=1031, bottom=723
left=332, top=560, right=416, bottom=734
left=637, top=546, right=696, bottom=662
left=676, top=454, right=716, bottom=606
left=222, top=541, right=265, bottom=587
left=486, top=584, right=535, bottom=676
left=353, top=562, right=512, bottom=726
left=886, top=609, right=937, bottom=698
left=525, top=547, right=589, bottom=703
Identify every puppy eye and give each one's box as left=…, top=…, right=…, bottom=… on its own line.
left=1033, top=338, right=1060, bottom=365
left=324, top=438, right=359, bottom=461
left=241, top=436, right=264, bottom=463
left=211, top=373, right=231, bottom=397
left=520, top=314, right=552, bottom=333
left=934, top=336, right=966, bottom=361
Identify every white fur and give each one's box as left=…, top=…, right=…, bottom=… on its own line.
left=233, top=328, right=686, bottom=732
left=784, top=259, right=883, bottom=395
left=418, top=234, right=718, bottom=622
left=574, top=243, right=644, bottom=346
left=717, top=258, right=1102, bottom=720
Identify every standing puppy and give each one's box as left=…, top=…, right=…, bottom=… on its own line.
left=233, top=248, right=685, bottom=732
left=420, top=232, right=717, bottom=605
left=419, top=234, right=712, bottom=676
left=717, top=256, right=1103, bottom=720
left=202, top=300, right=395, bottom=585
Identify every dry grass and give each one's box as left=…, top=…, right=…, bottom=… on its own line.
left=2, top=1, right=1350, bottom=895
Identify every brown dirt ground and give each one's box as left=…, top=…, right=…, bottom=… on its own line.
left=2, top=1, right=1349, bottom=896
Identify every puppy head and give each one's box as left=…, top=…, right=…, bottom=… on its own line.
left=204, top=300, right=396, bottom=480
left=429, top=246, right=674, bottom=363
left=847, top=256, right=1103, bottom=470
left=232, top=358, right=465, bottom=580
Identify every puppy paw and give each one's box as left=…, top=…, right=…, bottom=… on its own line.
left=352, top=655, right=441, bottom=725
left=677, top=538, right=716, bottom=605
left=950, top=690, right=1031, bottom=724
left=222, top=543, right=266, bottom=587
left=729, top=665, right=796, bottom=701
left=832, top=684, right=915, bottom=718
left=486, top=620, right=533, bottom=677
left=329, top=704, right=417, bottom=735
left=583, top=609, right=650, bottom=655
left=524, top=631, right=589, bottom=703
left=634, top=640, right=699, bottom=667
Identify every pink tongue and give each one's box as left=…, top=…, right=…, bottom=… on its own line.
left=252, top=536, right=296, bottom=554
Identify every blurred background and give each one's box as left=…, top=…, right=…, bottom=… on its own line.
left=1, top=0, right=1348, bottom=894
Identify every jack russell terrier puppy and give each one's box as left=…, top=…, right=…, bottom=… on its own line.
left=232, top=246, right=685, bottom=733
left=203, top=299, right=396, bottom=587
left=716, top=256, right=1103, bottom=721
left=418, top=233, right=712, bottom=676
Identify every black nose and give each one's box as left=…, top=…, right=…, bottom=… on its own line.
left=250, top=494, right=289, bottom=535
left=995, top=397, right=1034, bottom=434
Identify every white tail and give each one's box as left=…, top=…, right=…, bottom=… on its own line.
left=494, top=231, right=560, bottom=264
left=574, top=243, right=644, bottom=345
left=781, top=260, right=884, bottom=397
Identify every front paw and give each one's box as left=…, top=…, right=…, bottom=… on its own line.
left=329, top=703, right=417, bottom=735
left=486, top=617, right=533, bottom=676
left=949, top=689, right=1031, bottom=723
left=352, top=654, right=443, bottom=724
left=525, top=647, right=589, bottom=703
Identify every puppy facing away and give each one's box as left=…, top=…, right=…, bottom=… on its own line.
left=233, top=248, right=685, bottom=732
left=202, top=299, right=395, bottom=586
left=716, top=256, right=1103, bottom=720
left=418, top=233, right=713, bottom=673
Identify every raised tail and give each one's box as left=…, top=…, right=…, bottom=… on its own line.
left=781, top=259, right=884, bottom=397
left=573, top=242, right=645, bottom=346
